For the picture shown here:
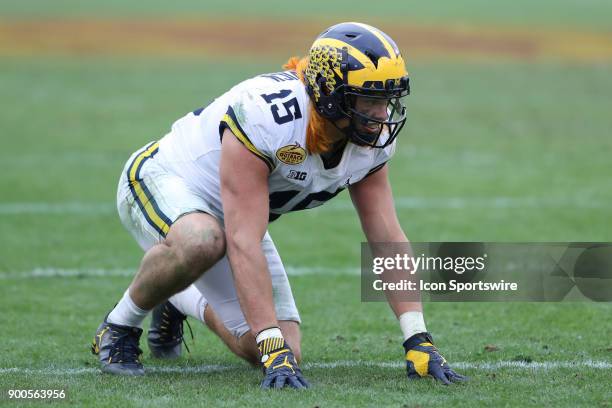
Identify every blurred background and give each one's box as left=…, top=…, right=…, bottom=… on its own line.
left=1, top=1, right=611, bottom=271
left=0, top=1, right=611, bottom=405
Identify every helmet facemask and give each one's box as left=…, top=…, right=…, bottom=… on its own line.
left=339, top=82, right=409, bottom=148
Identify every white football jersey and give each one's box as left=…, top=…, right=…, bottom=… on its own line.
left=157, top=70, right=396, bottom=222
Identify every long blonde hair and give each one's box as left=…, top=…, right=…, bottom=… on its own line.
left=283, top=56, right=341, bottom=154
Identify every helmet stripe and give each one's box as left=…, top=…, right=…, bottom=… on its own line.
left=351, top=22, right=398, bottom=59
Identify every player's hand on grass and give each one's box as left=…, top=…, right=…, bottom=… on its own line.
left=258, top=337, right=309, bottom=389
left=403, top=332, right=467, bottom=385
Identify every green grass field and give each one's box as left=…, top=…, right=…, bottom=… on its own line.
left=2, top=0, right=612, bottom=30
left=1, top=1, right=611, bottom=406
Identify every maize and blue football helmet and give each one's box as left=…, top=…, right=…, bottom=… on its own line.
left=304, top=22, right=410, bottom=148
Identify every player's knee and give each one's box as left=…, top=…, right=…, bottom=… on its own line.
left=279, top=321, right=302, bottom=364
left=236, top=329, right=301, bottom=365
left=186, top=228, right=225, bottom=263
left=167, top=214, right=226, bottom=280
left=180, top=234, right=225, bottom=280
left=244, top=348, right=260, bottom=366
left=292, top=345, right=302, bottom=364
left=236, top=332, right=260, bottom=366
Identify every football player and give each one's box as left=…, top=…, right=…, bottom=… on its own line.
left=92, top=22, right=465, bottom=387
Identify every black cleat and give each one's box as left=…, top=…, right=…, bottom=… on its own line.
left=147, top=301, right=191, bottom=359
left=91, top=317, right=144, bottom=376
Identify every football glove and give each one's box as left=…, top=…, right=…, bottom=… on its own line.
left=258, top=337, right=309, bottom=389
left=403, top=332, right=467, bottom=385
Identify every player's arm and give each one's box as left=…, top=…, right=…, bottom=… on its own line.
left=349, top=165, right=466, bottom=384
left=220, top=128, right=308, bottom=389
left=349, top=165, right=421, bottom=316
left=220, top=128, right=275, bottom=333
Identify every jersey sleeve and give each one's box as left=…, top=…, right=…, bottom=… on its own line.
left=219, top=89, right=277, bottom=172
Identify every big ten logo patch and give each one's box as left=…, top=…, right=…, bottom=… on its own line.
left=287, top=170, right=307, bottom=181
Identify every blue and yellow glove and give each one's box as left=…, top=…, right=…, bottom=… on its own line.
left=258, top=337, right=309, bottom=389
left=403, top=332, right=467, bottom=385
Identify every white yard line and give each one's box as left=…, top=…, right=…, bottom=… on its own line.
left=307, top=360, right=612, bottom=370
left=0, top=195, right=607, bottom=216
left=326, top=196, right=609, bottom=210
left=285, top=266, right=359, bottom=276
left=0, top=202, right=114, bottom=215
left=0, top=360, right=610, bottom=376
left=0, top=268, right=135, bottom=279
left=0, top=266, right=359, bottom=279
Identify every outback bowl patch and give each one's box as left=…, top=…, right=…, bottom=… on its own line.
left=276, top=143, right=306, bottom=165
